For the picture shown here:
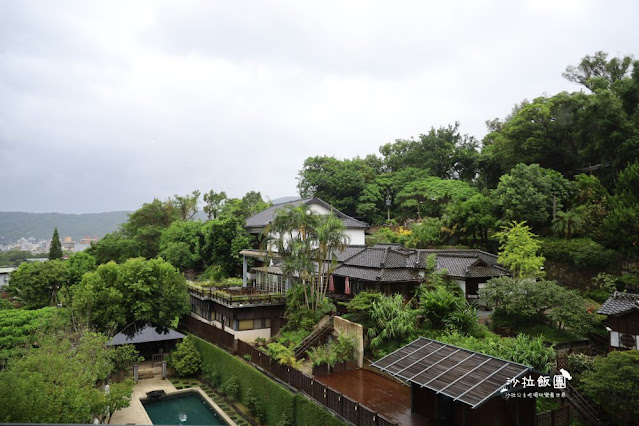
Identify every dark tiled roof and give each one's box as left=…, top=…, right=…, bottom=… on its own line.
left=372, top=337, right=532, bottom=409
left=107, top=322, right=185, bottom=346
left=598, top=291, right=639, bottom=316
left=245, top=197, right=368, bottom=230
left=331, top=245, right=508, bottom=283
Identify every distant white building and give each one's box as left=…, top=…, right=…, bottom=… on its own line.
left=0, top=267, right=16, bottom=290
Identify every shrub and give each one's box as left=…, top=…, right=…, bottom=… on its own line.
left=581, top=351, right=639, bottom=424
left=220, top=376, right=239, bottom=400
left=193, top=336, right=343, bottom=425
left=540, top=237, right=617, bottom=269
left=202, top=366, right=221, bottom=387
left=245, top=389, right=265, bottom=423
left=169, top=336, right=202, bottom=376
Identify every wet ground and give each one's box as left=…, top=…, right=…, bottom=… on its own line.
left=315, top=368, right=434, bottom=426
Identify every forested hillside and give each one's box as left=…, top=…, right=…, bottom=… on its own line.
left=0, top=211, right=130, bottom=243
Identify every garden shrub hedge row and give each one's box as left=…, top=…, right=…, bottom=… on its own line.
left=192, top=336, right=344, bottom=426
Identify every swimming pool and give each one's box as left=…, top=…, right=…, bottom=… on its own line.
left=141, top=389, right=231, bottom=425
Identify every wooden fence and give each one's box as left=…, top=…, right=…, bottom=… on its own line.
left=182, top=317, right=567, bottom=426
left=235, top=339, right=397, bottom=426
left=180, top=315, right=236, bottom=352
left=537, top=405, right=570, bottom=426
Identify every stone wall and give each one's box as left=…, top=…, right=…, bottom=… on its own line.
left=333, top=316, right=364, bottom=367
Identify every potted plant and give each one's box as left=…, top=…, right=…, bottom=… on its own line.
left=335, top=335, right=357, bottom=371
left=308, top=346, right=331, bottom=376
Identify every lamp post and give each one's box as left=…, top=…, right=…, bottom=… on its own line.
left=385, top=194, right=392, bottom=223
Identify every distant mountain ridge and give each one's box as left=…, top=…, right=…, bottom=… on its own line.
left=0, top=211, right=130, bottom=244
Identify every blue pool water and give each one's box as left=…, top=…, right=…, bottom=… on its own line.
left=142, top=391, right=228, bottom=425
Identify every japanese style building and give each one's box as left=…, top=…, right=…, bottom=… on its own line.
left=598, top=291, right=639, bottom=351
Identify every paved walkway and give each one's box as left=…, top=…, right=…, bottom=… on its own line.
left=316, top=369, right=433, bottom=426
left=110, top=377, right=176, bottom=425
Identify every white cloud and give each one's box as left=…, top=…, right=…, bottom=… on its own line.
left=0, top=0, right=637, bottom=212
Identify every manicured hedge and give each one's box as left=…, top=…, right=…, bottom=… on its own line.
left=192, top=336, right=344, bottom=426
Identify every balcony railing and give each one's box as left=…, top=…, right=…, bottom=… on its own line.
left=188, top=283, right=286, bottom=307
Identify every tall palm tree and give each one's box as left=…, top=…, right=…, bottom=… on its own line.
left=314, top=213, right=349, bottom=307
left=264, top=205, right=349, bottom=311
left=551, top=210, right=582, bottom=239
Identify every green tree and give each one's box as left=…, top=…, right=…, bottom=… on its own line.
left=604, top=161, right=639, bottom=255
left=200, top=216, right=251, bottom=277
left=297, top=155, right=381, bottom=216
left=169, top=335, right=202, bottom=376
left=266, top=205, right=349, bottom=311
left=88, top=231, right=141, bottom=264
left=173, top=190, right=201, bottom=221
left=494, top=221, right=545, bottom=279
left=71, top=258, right=189, bottom=332
left=495, top=164, right=572, bottom=228
left=367, top=294, right=417, bottom=351
left=379, top=123, right=479, bottom=180
left=203, top=190, right=227, bottom=220
left=0, top=307, right=61, bottom=366
left=48, top=227, right=63, bottom=260
left=396, top=176, right=477, bottom=219
left=551, top=209, right=583, bottom=239
left=563, top=51, right=634, bottom=91
left=580, top=351, right=639, bottom=424
left=159, top=220, right=204, bottom=272
left=120, top=198, right=181, bottom=259
left=8, top=260, right=69, bottom=308
left=0, top=330, right=133, bottom=424
left=66, top=252, right=97, bottom=286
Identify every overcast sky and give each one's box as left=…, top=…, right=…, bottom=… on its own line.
left=1, top=1, right=637, bottom=214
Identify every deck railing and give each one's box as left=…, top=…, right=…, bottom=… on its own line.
left=188, top=284, right=286, bottom=306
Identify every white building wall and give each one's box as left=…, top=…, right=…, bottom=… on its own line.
left=346, top=229, right=365, bottom=246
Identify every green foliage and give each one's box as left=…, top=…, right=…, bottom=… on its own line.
left=0, top=250, right=41, bottom=267
left=7, top=260, right=69, bottom=308
left=66, top=252, right=97, bottom=286
left=580, top=351, right=639, bottom=424
left=297, top=155, right=381, bottom=217
left=266, top=205, right=348, bottom=311
left=194, top=336, right=344, bottom=426
left=220, top=376, right=240, bottom=400
left=551, top=209, right=583, bottom=239
left=0, top=329, right=133, bottom=424
left=540, top=237, right=617, bottom=269
left=480, top=277, right=595, bottom=336
left=48, top=227, right=63, bottom=259
left=566, top=353, right=595, bottom=385
left=245, top=389, right=266, bottom=423
left=494, top=221, right=545, bottom=279
left=169, top=336, right=202, bottom=376
left=604, top=161, right=639, bottom=255
left=203, top=190, right=227, bottom=220
left=0, top=307, right=61, bottom=365
left=367, top=294, right=417, bottom=351
left=262, top=341, right=301, bottom=368
left=495, top=164, right=572, bottom=228
left=200, top=215, right=252, bottom=277
left=342, top=291, right=383, bottom=328
left=71, top=257, right=189, bottom=332
left=396, top=176, right=477, bottom=219
left=420, top=285, right=477, bottom=334
left=434, top=332, right=555, bottom=373
left=111, top=344, right=143, bottom=371
left=405, top=218, right=446, bottom=248
left=379, top=123, right=479, bottom=180
left=159, top=220, right=204, bottom=272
